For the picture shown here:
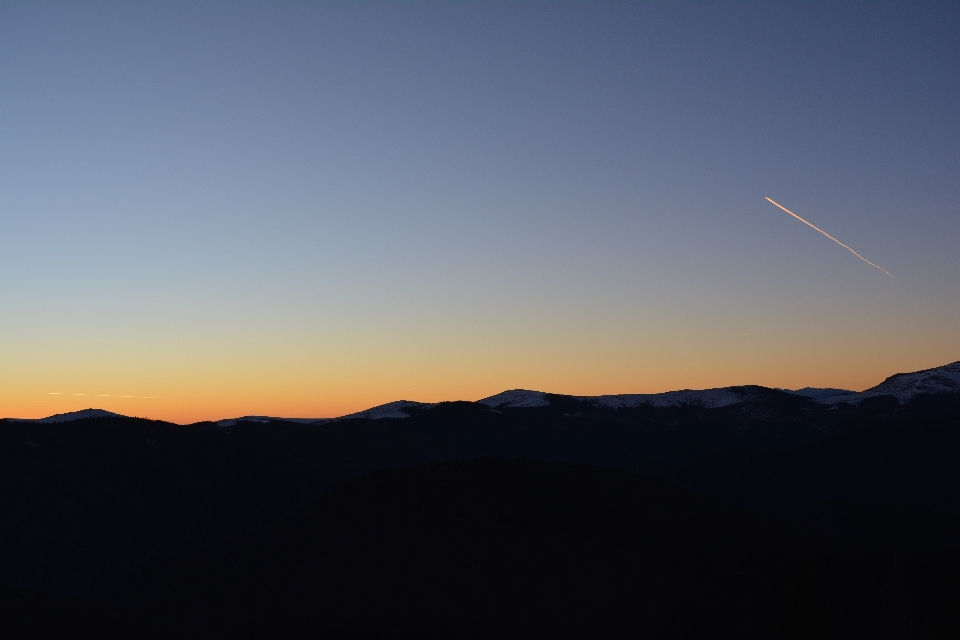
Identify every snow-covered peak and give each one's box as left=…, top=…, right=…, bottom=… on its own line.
left=818, top=361, right=960, bottom=405
left=338, top=400, right=436, bottom=420
left=479, top=390, right=549, bottom=409
left=215, top=402, right=433, bottom=426
left=581, top=386, right=766, bottom=410
left=480, top=386, right=780, bottom=411
left=8, top=408, right=125, bottom=424
left=214, top=402, right=435, bottom=426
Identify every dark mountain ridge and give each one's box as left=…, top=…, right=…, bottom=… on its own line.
left=14, top=360, right=954, bottom=427
left=3, top=388, right=959, bottom=588
left=2, top=361, right=959, bottom=637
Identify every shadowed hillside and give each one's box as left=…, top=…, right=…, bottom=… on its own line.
left=3, top=392, right=960, bottom=591
left=33, top=458, right=960, bottom=639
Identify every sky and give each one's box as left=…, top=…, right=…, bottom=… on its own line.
left=2, top=2, right=959, bottom=423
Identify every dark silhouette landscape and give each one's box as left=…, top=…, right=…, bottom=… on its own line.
left=3, top=362, right=960, bottom=638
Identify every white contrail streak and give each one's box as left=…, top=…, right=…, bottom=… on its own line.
left=765, top=197, right=895, bottom=279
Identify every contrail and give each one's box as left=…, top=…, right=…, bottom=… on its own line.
left=765, top=197, right=895, bottom=279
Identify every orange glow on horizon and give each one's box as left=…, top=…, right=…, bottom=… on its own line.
left=4, top=348, right=954, bottom=424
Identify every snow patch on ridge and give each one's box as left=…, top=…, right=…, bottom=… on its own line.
left=581, top=386, right=764, bottom=409
left=817, top=361, right=960, bottom=405
left=215, top=402, right=434, bottom=426
left=480, top=386, right=778, bottom=411
left=338, top=400, right=436, bottom=420
left=479, top=390, right=549, bottom=409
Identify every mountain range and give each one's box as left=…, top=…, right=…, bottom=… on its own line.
left=3, top=359, right=960, bottom=637
left=14, top=360, right=960, bottom=426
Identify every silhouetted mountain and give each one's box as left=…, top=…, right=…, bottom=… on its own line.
left=3, top=389, right=959, bottom=589
left=656, top=392, right=960, bottom=536
left=2, top=361, right=959, bottom=637
left=782, top=387, right=855, bottom=400
left=815, top=360, right=960, bottom=405
left=7, top=408, right=123, bottom=423
left=479, top=389, right=549, bottom=408
left=18, top=361, right=956, bottom=426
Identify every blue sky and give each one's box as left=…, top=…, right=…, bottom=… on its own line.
left=2, top=2, right=959, bottom=421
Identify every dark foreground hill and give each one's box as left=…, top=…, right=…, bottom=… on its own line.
left=3, top=392, right=960, bottom=590
left=9, top=458, right=951, bottom=639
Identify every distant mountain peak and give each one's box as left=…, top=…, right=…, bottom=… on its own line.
left=580, top=385, right=776, bottom=410
left=8, top=408, right=124, bottom=424
left=783, top=387, right=856, bottom=400
left=817, top=361, right=960, bottom=405
left=215, top=401, right=436, bottom=426
left=479, top=390, right=549, bottom=409
left=19, top=363, right=955, bottom=426
left=338, top=400, right=437, bottom=420
left=478, top=386, right=782, bottom=411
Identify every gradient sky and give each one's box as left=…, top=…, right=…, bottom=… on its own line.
left=2, top=2, right=959, bottom=423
